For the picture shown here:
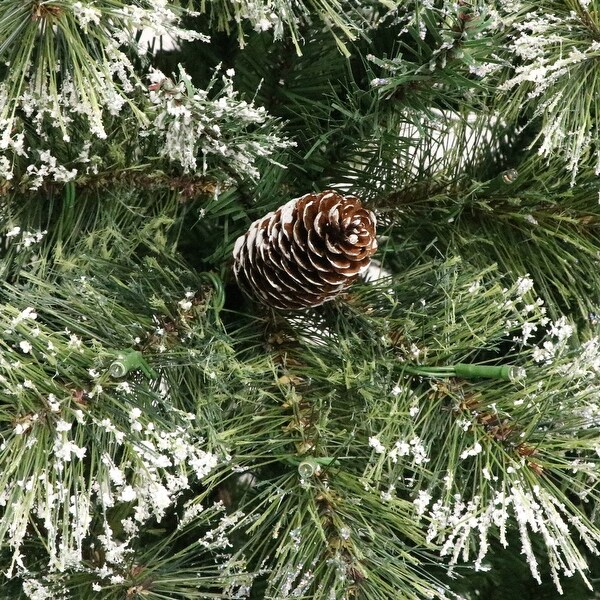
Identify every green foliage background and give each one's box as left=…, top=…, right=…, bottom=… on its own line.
left=0, top=1, right=600, bottom=599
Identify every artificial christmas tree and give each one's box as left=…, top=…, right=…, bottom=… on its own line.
left=1, top=1, right=600, bottom=599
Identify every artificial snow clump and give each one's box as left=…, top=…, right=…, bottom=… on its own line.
left=0, top=0, right=208, bottom=184
left=147, top=65, right=294, bottom=178
left=424, top=484, right=600, bottom=593
left=500, top=7, right=600, bottom=181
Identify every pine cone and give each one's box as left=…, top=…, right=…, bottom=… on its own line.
left=232, top=190, right=377, bottom=309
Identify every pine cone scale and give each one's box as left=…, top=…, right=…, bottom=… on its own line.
left=307, top=231, right=330, bottom=264
left=233, top=190, right=377, bottom=309
left=302, top=199, right=321, bottom=230
left=325, top=236, right=344, bottom=255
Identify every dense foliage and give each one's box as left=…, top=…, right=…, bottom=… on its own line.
left=0, top=1, right=600, bottom=598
